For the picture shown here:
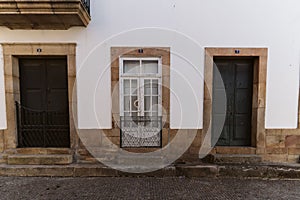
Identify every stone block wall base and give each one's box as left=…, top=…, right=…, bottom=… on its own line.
left=7, top=154, right=73, bottom=165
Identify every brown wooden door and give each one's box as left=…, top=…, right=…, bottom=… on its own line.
left=18, top=58, right=70, bottom=147
left=212, top=57, right=253, bottom=146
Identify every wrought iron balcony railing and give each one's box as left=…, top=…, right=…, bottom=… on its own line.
left=81, top=0, right=91, bottom=15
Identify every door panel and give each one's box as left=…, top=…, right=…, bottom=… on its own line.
left=213, top=58, right=253, bottom=146
left=46, top=60, right=69, bottom=111
left=216, top=117, right=231, bottom=145
left=235, top=63, right=252, bottom=88
left=20, top=60, right=46, bottom=110
left=18, top=58, right=70, bottom=148
left=234, top=115, right=251, bottom=138
left=235, top=89, right=250, bottom=113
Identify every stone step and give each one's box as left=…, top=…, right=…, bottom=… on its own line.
left=5, top=148, right=72, bottom=155
left=0, top=163, right=299, bottom=178
left=213, top=154, right=262, bottom=164
left=7, top=154, right=73, bottom=165
left=0, top=164, right=176, bottom=177
left=219, top=164, right=300, bottom=179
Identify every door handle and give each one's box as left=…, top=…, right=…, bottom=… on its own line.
left=133, top=99, right=141, bottom=113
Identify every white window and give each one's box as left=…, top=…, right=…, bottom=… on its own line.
left=119, top=57, right=162, bottom=117
left=119, top=57, right=162, bottom=147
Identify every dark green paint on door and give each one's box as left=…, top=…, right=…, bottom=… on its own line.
left=212, top=57, right=254, bottom=146
left=18, top=58, right=70, bottom=148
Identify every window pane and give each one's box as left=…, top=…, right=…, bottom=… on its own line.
left=152, top=79, right=158, bottom=95
left=152, top=96, right=158, bottom=112
left=144, top=79, right=151, bottom=95
left=142, top=60, right=158, bottom=74
left=123, top=112, right=130, bottom=127
left=131, top=96, right=138, bottom=111
left=124, top=80, right=130, bottom=95
left=124, top=96, right=130, bottom=111
left=152, top=112, right=158, bottom=117
left=131, top=79, right=137, bottom=95
left=144, top=96, right=151, bottom=111
left=123, top=60, right=139, bottom=74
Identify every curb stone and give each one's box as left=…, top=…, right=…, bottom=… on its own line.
left=0, top=163, right=299, bottom=178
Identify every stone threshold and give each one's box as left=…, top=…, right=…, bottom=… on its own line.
left=0, top=163, right=299, bottom=179
left=5, top=148, right=72, bottom=155
left=2, top=148, right=74, bottom=165
left=7, top=154, right=73, bottom=165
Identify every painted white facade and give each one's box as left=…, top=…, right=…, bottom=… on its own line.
left=0, top=0, right=300, bottom=129
left=0, top=45, right=6, bottom=129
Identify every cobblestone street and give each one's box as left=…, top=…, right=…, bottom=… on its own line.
left=0, top=177, right=299, bottom=200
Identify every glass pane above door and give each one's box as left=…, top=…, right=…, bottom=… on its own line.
left=123, top=60, right=139, bottom=74
left=142, top=60, right=158, bottom=74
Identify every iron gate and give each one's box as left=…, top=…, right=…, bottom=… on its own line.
left=16, top=102, right=70, bottom=148
left=120, top=116, right=162, bottom=148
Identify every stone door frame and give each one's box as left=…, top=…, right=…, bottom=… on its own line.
left=1, top=43, right=77, bottom=151
left=204, top=48, right=268, bottom=154
left=110, top=47, right=171, bottom=150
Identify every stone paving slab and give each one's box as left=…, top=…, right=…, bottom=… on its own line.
left=0, top=177, right=299, bottom=200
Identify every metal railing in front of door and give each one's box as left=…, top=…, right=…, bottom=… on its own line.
left=15, top=102, right=70, bottom=148
left=120, top=116, right=162, bottom=148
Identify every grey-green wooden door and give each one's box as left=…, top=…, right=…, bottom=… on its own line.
left=19, top=58, right=70, bottom=147
left=212, top=58, right=253, bottom=146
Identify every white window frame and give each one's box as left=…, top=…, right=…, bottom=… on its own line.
left=119, top=57, right=162, bottom=117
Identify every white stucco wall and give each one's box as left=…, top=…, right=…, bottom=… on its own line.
left=0, top=45, right=7, bottom=130
left=0, top=0, right=300, bottom=129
